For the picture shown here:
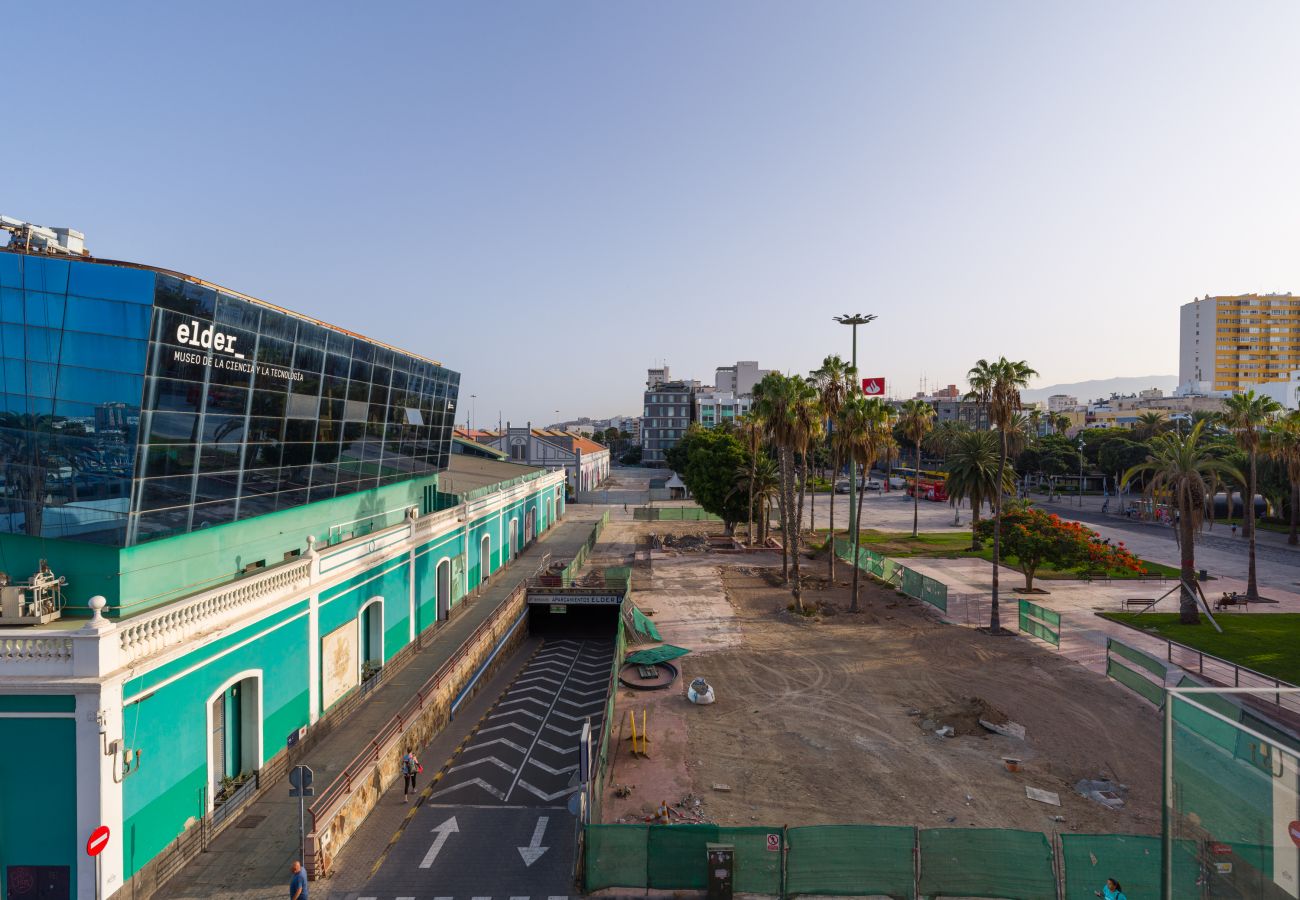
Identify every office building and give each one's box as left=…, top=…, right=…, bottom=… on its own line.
left=1179, top=293, right=1300, bottom=392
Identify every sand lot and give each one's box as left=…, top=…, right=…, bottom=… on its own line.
left=602, top=540, right=1163, bottom=838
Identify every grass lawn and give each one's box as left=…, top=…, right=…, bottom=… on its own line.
left=1101, top=612, right=1300, bottom=685
left=821, top=529, right=1180, bottom=580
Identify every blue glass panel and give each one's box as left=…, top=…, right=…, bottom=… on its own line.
left=23, top=292, right=66, bottom=329
left=0, top=289, right=24, bottom=324
left=0, top=359, right=24, bottom=395
left=23, top=327, right=63, bottom=363
left=67, top=262, right=154, bottom=303
left=24, top=257, right=70, bottom=293
left=0, top=254, right=20, bottom=289
left=25, top=362, right=58, bottom=398
left=53, top=367, right=144, bottom=408
left=65, top=296, right=152, bottom=340
left=59, top=330, right=147, bottom=372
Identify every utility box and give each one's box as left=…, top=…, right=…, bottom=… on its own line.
left=706, top=842, right=734, bottom=900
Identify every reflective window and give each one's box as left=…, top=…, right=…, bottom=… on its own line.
left=0, top=256, right=455, bottom=546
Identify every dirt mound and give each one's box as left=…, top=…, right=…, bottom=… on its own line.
left=651, top=532, right=712, bottom=551
left=916, top=696, right=1010, bottom=736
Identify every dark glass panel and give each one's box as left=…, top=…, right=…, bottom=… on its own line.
left=215, top=293, right=261, bottom=331
left=258, top=310, right=297, bottom=343
left=143, top=444, right=197, bottom=478
left=198, top=442, right=244, bottom=474
left=201, top=414, right=246, bottom=443
left=246, top=441, right=283, bottom=469
left=351, top=340, right=374, bottom=364
left=249, top=389, right=286, bottom=418
left=145, top=379, right=204, bottom=415
left=139, top=475, right=196, bottom=511
left=292, top=344, right=324, bottom=377
left=255, top=336, right=293, bottom=369
left=284, top=419, right=316, bottom=443
left=325, top=353, right=349, bottom=379
left=240, top=467, right=280, bottom=495
left=285, top=393, right=317, bottom=418
left=190, top=499, right=237, bottom=528
left=133, top=507, right=191, bottom=542
left=148, top=411, right=200, bottom=444
left=203, top=385, right=249, bottom=416
left=193, top=471, right=240, bottom=503
left=275, top=488, right=308, bottom=511
left=247, top=416, right=284, bottom=443
left=238, top=491, right=277, bottom=518
left=281, top=443, right=314, bottom=467
left=326, top=330, right=353, bottom=356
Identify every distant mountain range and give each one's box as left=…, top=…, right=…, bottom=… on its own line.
left=1021, top=375, right=1178, bottom=403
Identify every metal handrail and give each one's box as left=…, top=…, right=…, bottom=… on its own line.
left=1163, top=636, right=1300, bottom=716
left=307, top=582, right=526, bottom=826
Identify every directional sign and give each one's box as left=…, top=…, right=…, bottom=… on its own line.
left=289, top=764, right=314, bottom=797
left=419, top=816, right=460, bottom=868
left=86, top=825, right=110, bottom=857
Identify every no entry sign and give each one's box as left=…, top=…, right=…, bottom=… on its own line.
left=1289, top=820, right=1300, bottom=848
left=86, top=825, right=110, bottom=857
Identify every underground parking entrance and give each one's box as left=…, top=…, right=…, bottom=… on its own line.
left=526, top=585, right=625, bottom=638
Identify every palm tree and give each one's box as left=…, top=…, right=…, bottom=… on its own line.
left=966, top=357, right=1038, bottom=633
left=1053, top=412, right=1071, bottom=435
left=1219, top=390, right=1282, bottom=600
left=1265, top=413, right=1300, bottom=546
left=1135, top=411, right=1168, bottom=441
left=812, top=355, right=854, bottom=581
left=1028, top=408, right=1043, bottom=437
left=753, top=372, right=801, bottom=591
left=737, top=413, right=763, bottom=544
left=1125, top=422, right=1243, bottom=623
left=945, top=429, right=1014, bottom=550
left=898, top=399, right=936, bottom=537
left=837, top=394, right=894, bottom=612
left=731, top=454, right=779, bottom=542
left=789, top=379, right=823, bottom=609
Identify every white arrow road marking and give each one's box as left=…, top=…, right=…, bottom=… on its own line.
left=490, top=709, right=544, bottom=722
left=545, top=723, right=582, bottom=738
left=477, top=722, right=536, bottom=738
left=563, top=685, right=608, bottom=698
left=430, top=777, right=505, bottom=801
left=505, top=642, right=583, bottom=801
left=517, top=780, right=581, bottom=802
left=565, top=675, right=606, bottom=688
left=464, top=737, right=529, bottom=754
left=535, top=739, right=572, bottom=754
left=556, top=696, right=605, bottom=711
left=551, top=709, right=596, bottom=723
left=512, top=674, right=564, bottom=688
left=497, top=695, right=550, bottom=710
left=418, top=816, right=459, bottom=868
left=449, top=755, right=518, bottom=776
left=518, top=815, right=550, bottom=866
left=527, top=757, right=578, bottom=776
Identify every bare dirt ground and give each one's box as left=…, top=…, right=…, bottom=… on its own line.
left=676, top=566, right=1164, bottom=836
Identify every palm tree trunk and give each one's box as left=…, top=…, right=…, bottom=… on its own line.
left=990, top=433, right=1006, bottom=633
left=1246, top=451, right=1260, bottom=600
left=1290, top=480, right=1298, bottom=546
left=912, top=443, right=921, bottom=537
left=747, top=452, right=757, bottom=545
left=851, top=469, right=868, bottom=613
left=778, top=450, right=790, bottom=582
left=1178, top=484, right=1201, bottom=625
left=970, top=499, right=983, bottom=551
left=828, top=449, right=837, bottom=582
left=794, top=452, right=807, bottom=610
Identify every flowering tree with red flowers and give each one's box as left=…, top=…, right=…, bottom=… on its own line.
left=974, top=501, right=1145, bottom=590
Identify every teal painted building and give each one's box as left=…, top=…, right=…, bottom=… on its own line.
left=0, top=248, right=567, bottom=899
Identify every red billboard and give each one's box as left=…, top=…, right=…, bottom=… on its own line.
left=862, top=377, right=885, bottom=397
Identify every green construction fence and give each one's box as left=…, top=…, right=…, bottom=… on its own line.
left=833, top=537, right=948, bottom=612
left=633, top=506, right=722, bottom=521
left=919, top=827, right=1056, bottom=900
left=1018, top=598, right=1061, bottom=646
left=1105, top=637, right=1167, bottom=708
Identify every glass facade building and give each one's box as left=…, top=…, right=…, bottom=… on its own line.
left=0, top=251, right=458, bottom=546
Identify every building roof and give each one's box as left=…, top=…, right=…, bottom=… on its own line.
left=439, top=454, right=545, bottom=495
left=452, top=435, right=507, bottom=460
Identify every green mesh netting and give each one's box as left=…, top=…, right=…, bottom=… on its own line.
left=631, top=606, right=662, bottom=640
left=1061, top=833, right=1198, bottom=900
left=902, top=568, right=924, bottom=599
left=786, top=825, right=915, bottom=898
left=625, top=644, right=690, bottom=666
left=585, top=824, right=648, bottom=890
left=919, top=828, right=1056, bottom=900
left=646, top=824, right=783, bottom=893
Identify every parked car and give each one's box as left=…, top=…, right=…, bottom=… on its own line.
left=888, top=475, right=906, bottom=489
left=864, top=479, right=883, bottom=491
left=834, top=480, right=850, bottom=494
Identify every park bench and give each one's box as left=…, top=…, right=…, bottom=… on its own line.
left=1214, top=592, right=1249, bottom=612
left=1122, top=598, right=1156, bottom=611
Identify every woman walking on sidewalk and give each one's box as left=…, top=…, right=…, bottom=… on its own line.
left=401, top=748, right=421, bottom=802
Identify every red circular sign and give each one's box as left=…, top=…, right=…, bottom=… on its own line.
left=86, top=825, right=110, bottom=857
left=1289, top=820, right=1300, bottom=848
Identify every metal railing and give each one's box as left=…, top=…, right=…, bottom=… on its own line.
left=1163, top=637, right=1300, bottom=718
left=307, top=581, right=527, bottom=830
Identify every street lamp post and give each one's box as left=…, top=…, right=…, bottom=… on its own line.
left=834, top=314, right=878, bottom=538
left=470, top=394, right=477, bottom=431
left=1077, top=437, right=1085, bottom=507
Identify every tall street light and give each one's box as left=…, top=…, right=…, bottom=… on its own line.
left=1077, top=437, right=1085, bottom=508
left=470, top=394, right=477, bottom=431
left=834, top=314, right=878, bottom=539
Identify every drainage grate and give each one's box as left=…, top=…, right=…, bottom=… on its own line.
left=236, top=815, right=266, bottom=828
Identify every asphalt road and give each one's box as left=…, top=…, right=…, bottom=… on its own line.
left=358, top=637, right=613, bottom=900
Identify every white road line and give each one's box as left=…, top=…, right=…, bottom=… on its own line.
left=505, top=643, right=583, bottom=802
left=476, top=722, right=536, bottom=738
left=490, top=709, right=544, bottom=722
left=510, top=895, right=530, bottom=900
left=448, top=755, right=518, bottom=776
left=496, top=695, right=550, bottom=710
left=544, top=723, right=582, bottom=738
left=430, top=776, right=505, bottom=801
left=535, top=739, right=571, bottom=755
left=555, top=696, right=604, bottom=711
left=512, top=675, right=564, bottom=688
left=548, top=895, right=569, bottom=899
left=433, top=896, right=452, bottom=900
left=527, top=757, right=578, bottom=776
left=472, top=895, right=491, bottom=899
left=550, top=709, right=595, bottom=723
left=516, top=779, right=581, bottom=802
left=462, top=737, right=529, bottom=754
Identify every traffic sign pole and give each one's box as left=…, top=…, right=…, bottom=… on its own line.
left=289, top=765, right=314, bottom=869
left=86, top=825, right=110, bottom=900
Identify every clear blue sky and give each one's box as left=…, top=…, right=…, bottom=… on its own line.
left=6, top=2, right=1300, bottom=425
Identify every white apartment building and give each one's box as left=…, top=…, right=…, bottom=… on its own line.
left=1047, top=394, right=1079, bottom=412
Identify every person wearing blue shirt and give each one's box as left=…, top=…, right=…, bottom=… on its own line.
left=1095, top=877, right=1126, bottom=900
left=289, top=861, right=308, bottom=900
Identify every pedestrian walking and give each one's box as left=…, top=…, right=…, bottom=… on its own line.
left=1232, top=522, right=1238, bottom=537
left=1094, top=877, right=1126, bottom=900
left=401, top=748, right=421, bottom=802
left=289, top=861, right=308, bottom=900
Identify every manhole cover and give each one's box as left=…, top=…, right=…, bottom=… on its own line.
left=236, top=815, right=266, bottom=828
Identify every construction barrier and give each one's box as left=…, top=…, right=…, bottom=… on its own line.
left=785, top=824, right=915, bottom=898
left=919, top=828, right=1056, bottom=900
left=1018, top=598, right=1061, bottom=647
left=586, top=823, right=1188, bottom=897
left=1105, top=637, right=1167, bottom=708
left=833, top=538, right=948, bottom=612
left=553, top=511, right=610, bottom=586
left=633, top=506, right=722, bottom=521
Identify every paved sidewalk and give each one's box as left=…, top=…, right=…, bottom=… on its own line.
left=163, top=511, right=601, bottom=900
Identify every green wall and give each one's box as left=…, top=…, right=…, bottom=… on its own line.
left=0, top=697, right=78, bottom=897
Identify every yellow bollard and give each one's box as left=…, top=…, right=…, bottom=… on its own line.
left=628, top=709, right=638, bottom=755
left=641, top=709, right=650, bottom=757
